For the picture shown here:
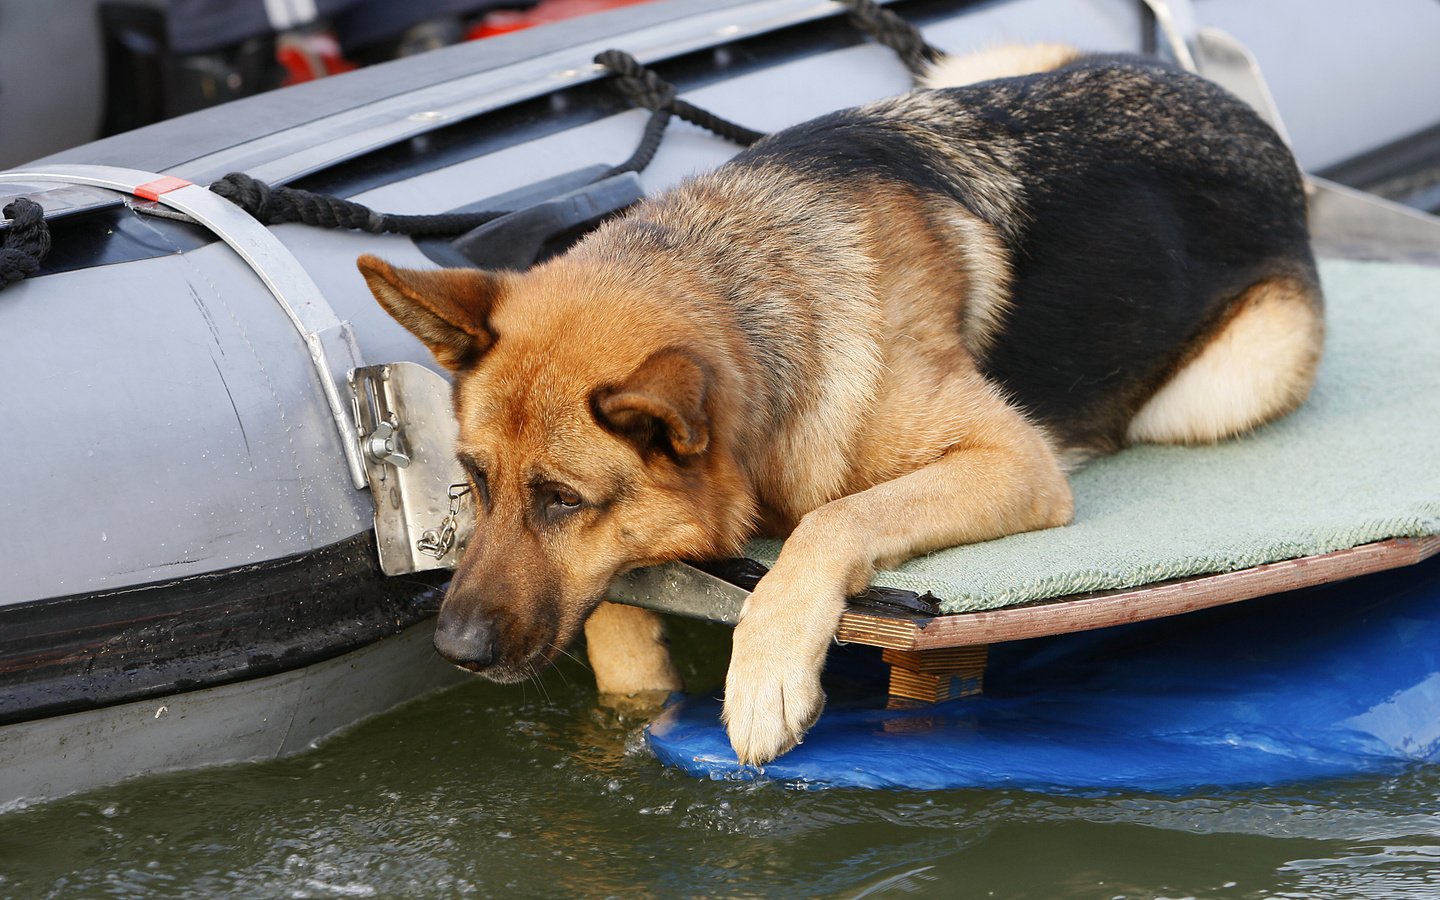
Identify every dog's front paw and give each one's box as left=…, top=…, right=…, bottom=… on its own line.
left=722, top=605, right=829, bottom=766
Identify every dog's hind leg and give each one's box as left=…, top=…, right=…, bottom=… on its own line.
left=584, top=601, right=682, bottom=708
left=723, top=376, right=1074, bottom=765
left=919, top=43, right=1081, bottom=89
left=1126, top=276, right=1324, bottom=445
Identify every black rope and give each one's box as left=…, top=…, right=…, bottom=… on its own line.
left=3, top=12, right=941, bottom=283
left=209, top=173, right=508, bottom=236
left=835, top=0, right=945, bottom=82
left=208, top=51, right=765, bottom=235
left=7, top=10, right=937, bottom=268
left=0, top=198, right=51, bottom=291
left=594, top=49, right=767, bottom=151
left=602, top=106, right=676, bottom=178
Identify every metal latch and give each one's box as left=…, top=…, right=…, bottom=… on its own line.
left=364, top=420, right=411, bottom=468
left=350, top=362, right=471, bottom=574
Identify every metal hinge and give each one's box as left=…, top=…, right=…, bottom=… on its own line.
left=350, top=362, right=471, bottom=574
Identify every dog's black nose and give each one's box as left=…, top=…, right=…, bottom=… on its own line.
left=433, top=609, right=497, bottom=670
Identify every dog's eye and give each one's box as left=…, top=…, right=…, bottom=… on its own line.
left=550, top=488, right=583, bottom=511
left=535, top=482, right=586, bottom=524
left=463, top=463, right=491, bottom=509
left=540, top=488, right=585, bottom=523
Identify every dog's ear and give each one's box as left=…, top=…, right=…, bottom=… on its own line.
left=594, top=349, right=710, bottom=458
left=357, top=255, right=500, bottom=370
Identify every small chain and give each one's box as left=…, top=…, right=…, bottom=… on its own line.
left=417, top=483, right=472, bottom=560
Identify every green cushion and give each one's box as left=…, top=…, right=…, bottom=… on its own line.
left=745, top=259, right=1440, bottom=614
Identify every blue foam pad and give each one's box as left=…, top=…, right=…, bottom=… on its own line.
left=647, top=557, right=1440, bottom=791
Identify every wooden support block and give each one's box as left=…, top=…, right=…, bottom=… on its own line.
left=882, top=645, right=987, bottom=704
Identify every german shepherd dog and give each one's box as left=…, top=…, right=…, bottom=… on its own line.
left=358, top=45, right=1322, bottom=766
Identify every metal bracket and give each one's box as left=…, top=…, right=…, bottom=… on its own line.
left=0, top=164, right=370, bottom=488
left=350, top=362, right=472, bottom=575
left=1139, top=0, right=1199, bottom=72
left=1308, top=175, right=1440, bottom=264
left=1193, top=27, right=1291, bottom=146
left=1161, top=27, right=1440, bottom=262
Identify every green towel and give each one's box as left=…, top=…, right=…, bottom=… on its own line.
left=743, top=258, right=1440, bottom=614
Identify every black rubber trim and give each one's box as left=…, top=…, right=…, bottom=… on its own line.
left=446, top=172, right=646, bottom=270
left=691, top=558, right=941, bottom=617
left=33, top=204, right=215, bottom=279
left=0, top=533, right=448, bottom=727
left=1318, top=121, right=1440, bottom=214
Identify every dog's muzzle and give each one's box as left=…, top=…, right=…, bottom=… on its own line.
left=433, top=608, right=497, bottom=671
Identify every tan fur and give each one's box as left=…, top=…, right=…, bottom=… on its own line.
left=1127, top=277, right=1324, bottom=445
left=583, top=601, right=682, bottom=703
left=357, top=174, right=1076, bottom=765
left=919, top=42, right=1082, bottom=89
left=940, top=207, right=1013, bottom=357
left=723, top=365, right=1073, bottom=761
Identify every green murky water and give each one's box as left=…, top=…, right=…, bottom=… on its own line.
left=2, top=619, right=1438, bottom=899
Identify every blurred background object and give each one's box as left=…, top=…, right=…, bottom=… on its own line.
left=0, top=0, right=107, bottom=168
left=0, top=0, right=667, bottom=168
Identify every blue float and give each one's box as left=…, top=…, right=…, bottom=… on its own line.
left=647, top=558, right=1440, bottom=791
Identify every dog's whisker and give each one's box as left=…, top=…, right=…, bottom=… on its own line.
left=548, top=641, right=591, bottom=673
left=542, top=650, right=575, bottom=690
left=526, top=660, right=553, bottom=705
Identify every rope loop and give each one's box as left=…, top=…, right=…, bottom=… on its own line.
left=0, top=198, right=52, bottom=290
left=594, top=48, right=678, bottom=112
left=203, top=6, right=941, bottom=239
left=836, top=0, right=944, bottom=81
left=594, top=49, right=765, bottom=148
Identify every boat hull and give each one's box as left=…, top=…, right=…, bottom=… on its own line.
left=1, top=621, right=464, bottom=810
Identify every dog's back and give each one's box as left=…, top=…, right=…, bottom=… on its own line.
left=719, top=56, right=1321, bottom=457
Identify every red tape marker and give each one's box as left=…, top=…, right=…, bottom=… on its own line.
left=134, top=176, right=193, bottom=201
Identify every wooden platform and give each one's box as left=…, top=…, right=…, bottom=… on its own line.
left=613, top=535, right=1440, bottom=703
left=835, top=535, right=1440, bottom=650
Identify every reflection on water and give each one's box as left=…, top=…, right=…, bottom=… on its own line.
left=1, top=618, right=1438, bottom=899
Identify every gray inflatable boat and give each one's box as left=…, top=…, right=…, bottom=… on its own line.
left=3, top=0, right=1438, bottom=807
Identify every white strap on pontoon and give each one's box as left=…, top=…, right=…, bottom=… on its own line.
left=0, top=165, right=370, bottom=489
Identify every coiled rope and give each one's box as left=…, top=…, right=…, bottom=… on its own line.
left=0, top=199, right=51, bottom=291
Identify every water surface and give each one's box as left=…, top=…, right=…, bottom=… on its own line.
left=2, top=619, right=1438, bottom=898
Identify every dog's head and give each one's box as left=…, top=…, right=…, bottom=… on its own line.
left=358, top=255, right=754, bottom=681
